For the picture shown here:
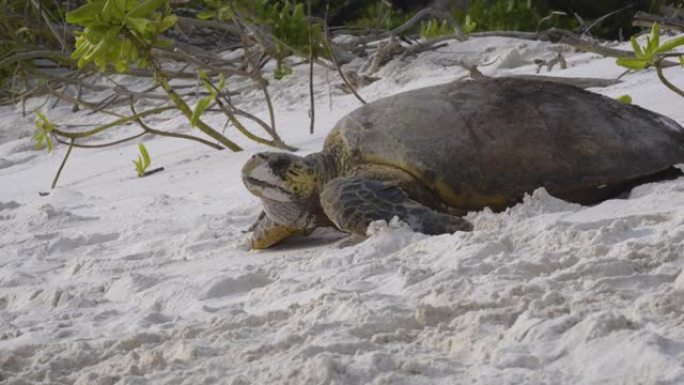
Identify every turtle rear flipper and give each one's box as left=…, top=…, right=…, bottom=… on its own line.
left=321, top=176, right=473, bottom=236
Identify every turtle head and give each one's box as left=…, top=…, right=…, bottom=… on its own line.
left=241, top=152, right=318, bottom=202
left=242, top=152, right=321, bottom=248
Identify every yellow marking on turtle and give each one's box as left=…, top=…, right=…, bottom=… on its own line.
left=251, top=223, right=307, bottom=250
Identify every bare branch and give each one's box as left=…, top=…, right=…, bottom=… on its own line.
left=307, top=0, right=315, bottom=134
left=470, top=29, right=634, bottom=58
left=51, top=138, right=74, bottom=189
left=129, top=99, right=224, bottom=150
left=174, top=15, right=241, bottom=37
left=633, top=11, right=684, bottom=31
left=352, top=7, right=465, bottom=45
left=655, top=59, right=684, bottom=98
left=323, top=1, right=367, bottom=105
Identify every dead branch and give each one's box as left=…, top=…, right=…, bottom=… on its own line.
left=52, top=138, right=74, bottom=189
left=0, top=49, right=72, bottom=68
left=307, top=0, right=315, bottom=134
left=655, top=58, right=684, bottom=98
left=535, top=52, right=567, bottom=73
left=323, top=2, right=367, bottom=105
left=362, top=36, right=405, bottom=75
left=632, top=11, right=684, bottom=31
left=42, top=85, right=126, bottom=118
left=404, top=33, right=460, bottom=55
left=53, top=132, right=147, bottom=149
left=129, top=100, right=225, bottom=150
left=469, top=29, right=634, bottom=58
left=204, top=81, right=295, bottom=151
left=352, top=7, right=464, bottom=46
left=334, top=72, right=379, bottom=94
left=50, top=105, right=177, bottom=139
left=174, top=15, right=241, bottom=37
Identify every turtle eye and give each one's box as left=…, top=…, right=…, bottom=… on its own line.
left=268, top=157, right=291, bottom=176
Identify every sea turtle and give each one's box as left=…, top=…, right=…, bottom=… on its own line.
left=242, top=77, right=684, bottom=249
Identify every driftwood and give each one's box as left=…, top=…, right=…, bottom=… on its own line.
left=470, top=29, right=634, bottom=58
left=632, top=11, right=684, bottom=31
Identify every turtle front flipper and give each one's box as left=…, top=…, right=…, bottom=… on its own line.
left=320, top=176, right=473, bottom=236
left=249, top=214, right=308, bottom=249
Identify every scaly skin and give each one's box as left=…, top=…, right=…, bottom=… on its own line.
left=250, top=214, right=310, bottom=249
left=320, top=176, right=472, bottom=236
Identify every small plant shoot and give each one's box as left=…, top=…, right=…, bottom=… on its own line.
left=420, top=19, right=452, bottom=39
left=618, top=22, right=684, bottom=98
left=462, top=15, right=477, bottom=35
left=133, top=142, right=151, bottom=177
left=617, top=23, right=684, bottom=70
left=33, top=111, right=54, bottom=153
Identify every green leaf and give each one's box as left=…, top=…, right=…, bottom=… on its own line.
left=34, top=111, right=54, bottom=132
left=32, top=130, right=53, bottom=153
left=196, top=10, right=217, bottom=20
left=66, top=2, right=105, bottom=24
left=128, top=0, right=167, bottom=18
left=630, top=36, right=644, bottom=58
left=654, top=35, right=684, bottom=55
left=680, top=56, right=684, bottom=68
left=650, top=22, right=660, bottom=52
left=463, top=14, right=477, bottom=34
left=217, top=73, right=225, bottom=91
left=156, top=15, right=177, bottom=33
left=191, top=97, right=212, bottom=127
left=125, top=16, right=153, bottom=35
left=616, top=94, right=632, bottom=104
left=103, top=0, right=125, bottom=21
left=645, top=36, right=653, bottom=55
left=133, top=158, right=145, bottom=177
left=616, top=57, right=649, bottom=70
left=33, top=111, right=55, bottom=153
left=138, top=143, right=151, bottom=168
left=115, top=0, right=128, bottom=13
left=133, top=143, right=152, bottom=177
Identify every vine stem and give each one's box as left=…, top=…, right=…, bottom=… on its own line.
left=51, top=138, right=74, bottom=189
left=129, top=98, right=224, bottom=150
left=227, top=1, right=277, bottom=134
left=655, top=59, right=684, bottom=98
left=151, top=62, right=243, bottom=151
left=50, top=105, right=176, bottom=138
left=203, top=80, right=296, bottom=151
left=307, top=0, right=315, bottom=134
left=323, top=0, right=367, bottom=105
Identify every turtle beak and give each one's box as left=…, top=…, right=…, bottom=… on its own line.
left=242, top=153, right=296, bottom=202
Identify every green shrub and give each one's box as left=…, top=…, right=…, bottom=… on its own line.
left=67, top=0, right=177, bottom=72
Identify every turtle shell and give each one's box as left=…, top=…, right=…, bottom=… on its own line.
left=326, top=77, right=684, bottom=211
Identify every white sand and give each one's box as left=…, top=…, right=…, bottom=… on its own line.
left=1, top=36, right=684, bottom=385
